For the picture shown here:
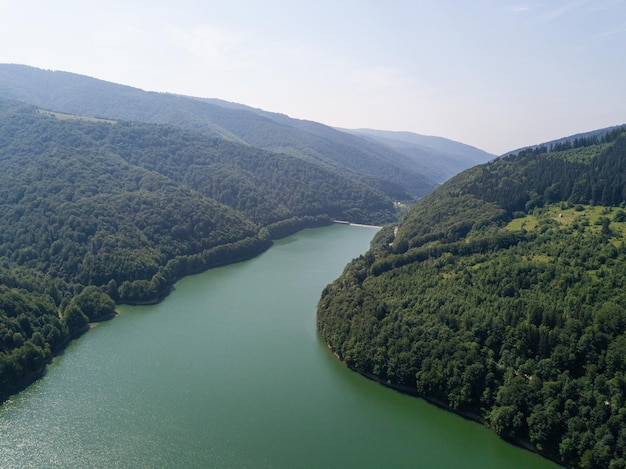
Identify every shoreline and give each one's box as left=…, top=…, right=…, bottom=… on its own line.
left=349, top=223, right=383, bottom=229
left=0, top=322, right=92, bottom=404
left=333, top=220, right=382, bottom=229
left=325, top=343, right=565, bottom=468
left=0, top=220, right=351, bottom=404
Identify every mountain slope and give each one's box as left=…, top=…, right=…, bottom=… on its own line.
left=504, top=124, right=626, bottom=157
left=0, top=98, right=396, bottom=290
left=201, top=97, right=495, bottom=185
left=317, top=126, right=626, bottom=468
left=0, top=64, right=440, bottom=199
left=343, top=128, right=495, bottom=183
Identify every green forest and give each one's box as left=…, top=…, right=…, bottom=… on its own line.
left=0, top=97, right=397, bottom=400
left=318, top=127, right=626, bottom=468
left=0, top=64, right=452, bottom=200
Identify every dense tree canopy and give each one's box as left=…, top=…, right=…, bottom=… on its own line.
left=0, top=64, right=444, bottom=199
left=318, top=128, right=626, bottom=468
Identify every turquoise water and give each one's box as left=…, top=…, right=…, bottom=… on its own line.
left=0, top=225, right=559, bottom=468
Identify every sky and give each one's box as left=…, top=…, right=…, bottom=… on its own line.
left=1, top=0, right=625, bottom=154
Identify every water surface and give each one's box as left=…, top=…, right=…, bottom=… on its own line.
left=0, top=225, right=559, bottom=468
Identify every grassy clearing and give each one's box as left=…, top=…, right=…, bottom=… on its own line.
left=507, top=215, right=538, bottom=231
left=505, top=204, right=626, bottom=242
left=38, top=109, right=117, bottom=124
left=522, top=254, right=552, bottom=263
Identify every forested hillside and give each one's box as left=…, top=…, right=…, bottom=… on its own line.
left=0, top=64, right=441, bottom=199
left=0, top=97, right=396, bottom=400
left=318, top=127, right=626, bottom=468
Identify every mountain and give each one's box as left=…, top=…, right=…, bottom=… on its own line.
left=0, top=97, right=401, bottom=293
left=0, top=96, right=397, bottom=400
left=0, top=64, right=438, bottom=200
left=198, top=97, right=496, bottom=183
left=0, top=64, right=495, bottom=199
left=317, top=125, right=626, bottom=468
left=343, top=128, right=495, bottom=183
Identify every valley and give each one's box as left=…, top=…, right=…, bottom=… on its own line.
left=0, top=63, right=625, bottom=468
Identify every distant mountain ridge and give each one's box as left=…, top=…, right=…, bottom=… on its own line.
left=188, top=97, right=495, bottom=184
left=503, top=124, right=626, bottom=157
left=0, top=64, right=494, bottom=197
left=342, top=128, right=495, bottom=183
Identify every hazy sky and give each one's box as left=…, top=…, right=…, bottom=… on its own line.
left=1, top=0, right=625, bottom=154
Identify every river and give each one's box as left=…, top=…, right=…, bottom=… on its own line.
left=0, top=225, right=559, bottom=468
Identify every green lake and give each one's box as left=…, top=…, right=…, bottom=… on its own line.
left=0, top=225, right=560, bottom=468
